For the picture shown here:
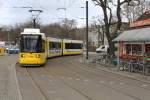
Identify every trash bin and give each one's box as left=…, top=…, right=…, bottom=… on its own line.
left=113, top=59, right=118, bottom=65
left=145, top=66, right=150, bottom=75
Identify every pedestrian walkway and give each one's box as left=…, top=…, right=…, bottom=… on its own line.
left=0, top=55, right=21, bottom=100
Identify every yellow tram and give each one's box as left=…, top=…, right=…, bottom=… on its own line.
left=0, top=42, right=6, bottom=55
left=19, top=29, right=47, bottom=65
left=0, top=47, right=5, bottom=56
left=19, top=28, right=83, bottom=66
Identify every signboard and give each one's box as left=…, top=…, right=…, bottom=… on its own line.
left=0, top=42, right=5, bottom=47
left=130, top=19, right=150, bottom=27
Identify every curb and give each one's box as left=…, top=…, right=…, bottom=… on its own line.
left=95, top=65, right=150, bottom=84
left=13, top=63, right=22, bottom=100
left=81, top=58, right=150, bottom=84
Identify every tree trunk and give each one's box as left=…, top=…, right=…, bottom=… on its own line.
left=103, top=6, right=116, bottom=59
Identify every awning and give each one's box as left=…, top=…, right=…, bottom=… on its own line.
left=113, top=27, right=150, bottom=42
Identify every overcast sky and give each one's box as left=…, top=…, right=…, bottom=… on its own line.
left=0, top=0, right=103, bottom=27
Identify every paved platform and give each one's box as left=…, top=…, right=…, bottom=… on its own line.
left=0, top=55, right=21, bottom=100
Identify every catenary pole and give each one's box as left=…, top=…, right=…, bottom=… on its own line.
left=86, top=1, right=89, bottom=59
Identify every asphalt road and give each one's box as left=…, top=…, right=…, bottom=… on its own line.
left=16, top=55, right=150, bottom=100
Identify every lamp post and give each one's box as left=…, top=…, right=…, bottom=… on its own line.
left=86, top=0, right=89, bottom=60
left=6, top=28, right=10, bottom=55
left=81, top=1, right=89, bottom=60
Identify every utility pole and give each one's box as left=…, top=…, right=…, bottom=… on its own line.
left=86, top=1, right=89, bottom=59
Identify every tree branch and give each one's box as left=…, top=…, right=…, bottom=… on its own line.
left=120, top=0, right=132, bottom=5
left=107, top=6, right=112, bottom=24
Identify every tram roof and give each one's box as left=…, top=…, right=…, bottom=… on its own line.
left=47, top=37, right=62, bottom=42
left=21, top=28, right=44, bottom=35
left=113, top=27, right=150, bottom=42
left=21, top=28, right=46, bottom=39
left=23, top=28, right=40, bottom=33
left=63, top=39, right=83, bottom=43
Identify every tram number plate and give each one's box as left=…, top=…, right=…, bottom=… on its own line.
left=28, top=55, right=34, bottom=58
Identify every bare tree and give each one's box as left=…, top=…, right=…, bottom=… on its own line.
left=41, top=19, right=81, bottom=39
left=60, top=18, right=77, bottom=38
left=122, top=0, right=149, bottom=22
left=91, top=19, right=105, bottom=47
left=92, top=0, right=141, bottom=58
left=0, top=18, right=81, bottom=43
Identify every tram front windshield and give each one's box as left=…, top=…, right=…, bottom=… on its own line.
left=20, top=35, right=43, bottom=53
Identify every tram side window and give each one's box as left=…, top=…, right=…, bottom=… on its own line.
left=65, top=43, right=82, bottom=49
left=42, top=40, right=45, bottom=52
left=132, top=44, right=142, bottom=55
left=49, top=42, right=61, bottom=50
left=125, top=44, right=131, bottom=54
left=145, top=44, right=150, bottom=56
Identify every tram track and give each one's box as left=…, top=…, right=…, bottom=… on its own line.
left=40, top=67, right=94, bottom=100
left=25, top=67, right=49, bottom=100
left=15, top=55, right=150, bottom=100
left=69, top=56, right=150, bottom=90
left=48, top=56, right=150, bottom=100
left=45, top=58, right=142, bottom=100
left=15, top=63, right=48, bottom=100
left=66, top=57, right=150, bottom=100
left=16, top=63, right=92, bottom=100
left=65, top=62, right=144, bottom=100
left=43, top=63, right=101, bottom=100
left=26, top=66, right=94, bottom=100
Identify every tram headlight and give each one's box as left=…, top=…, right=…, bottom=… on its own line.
left=36, top=54, right=41, bottom=58
left=21, top=54, right=25, bottom=58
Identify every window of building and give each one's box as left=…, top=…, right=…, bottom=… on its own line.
left=145, top=44, right=150, bottom=56
left=132, top=44, right=142, bottom=55
left=125, top=44, right=131, bottom=54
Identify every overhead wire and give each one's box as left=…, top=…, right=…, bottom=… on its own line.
left=67, top=0, right=80, bottom=8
